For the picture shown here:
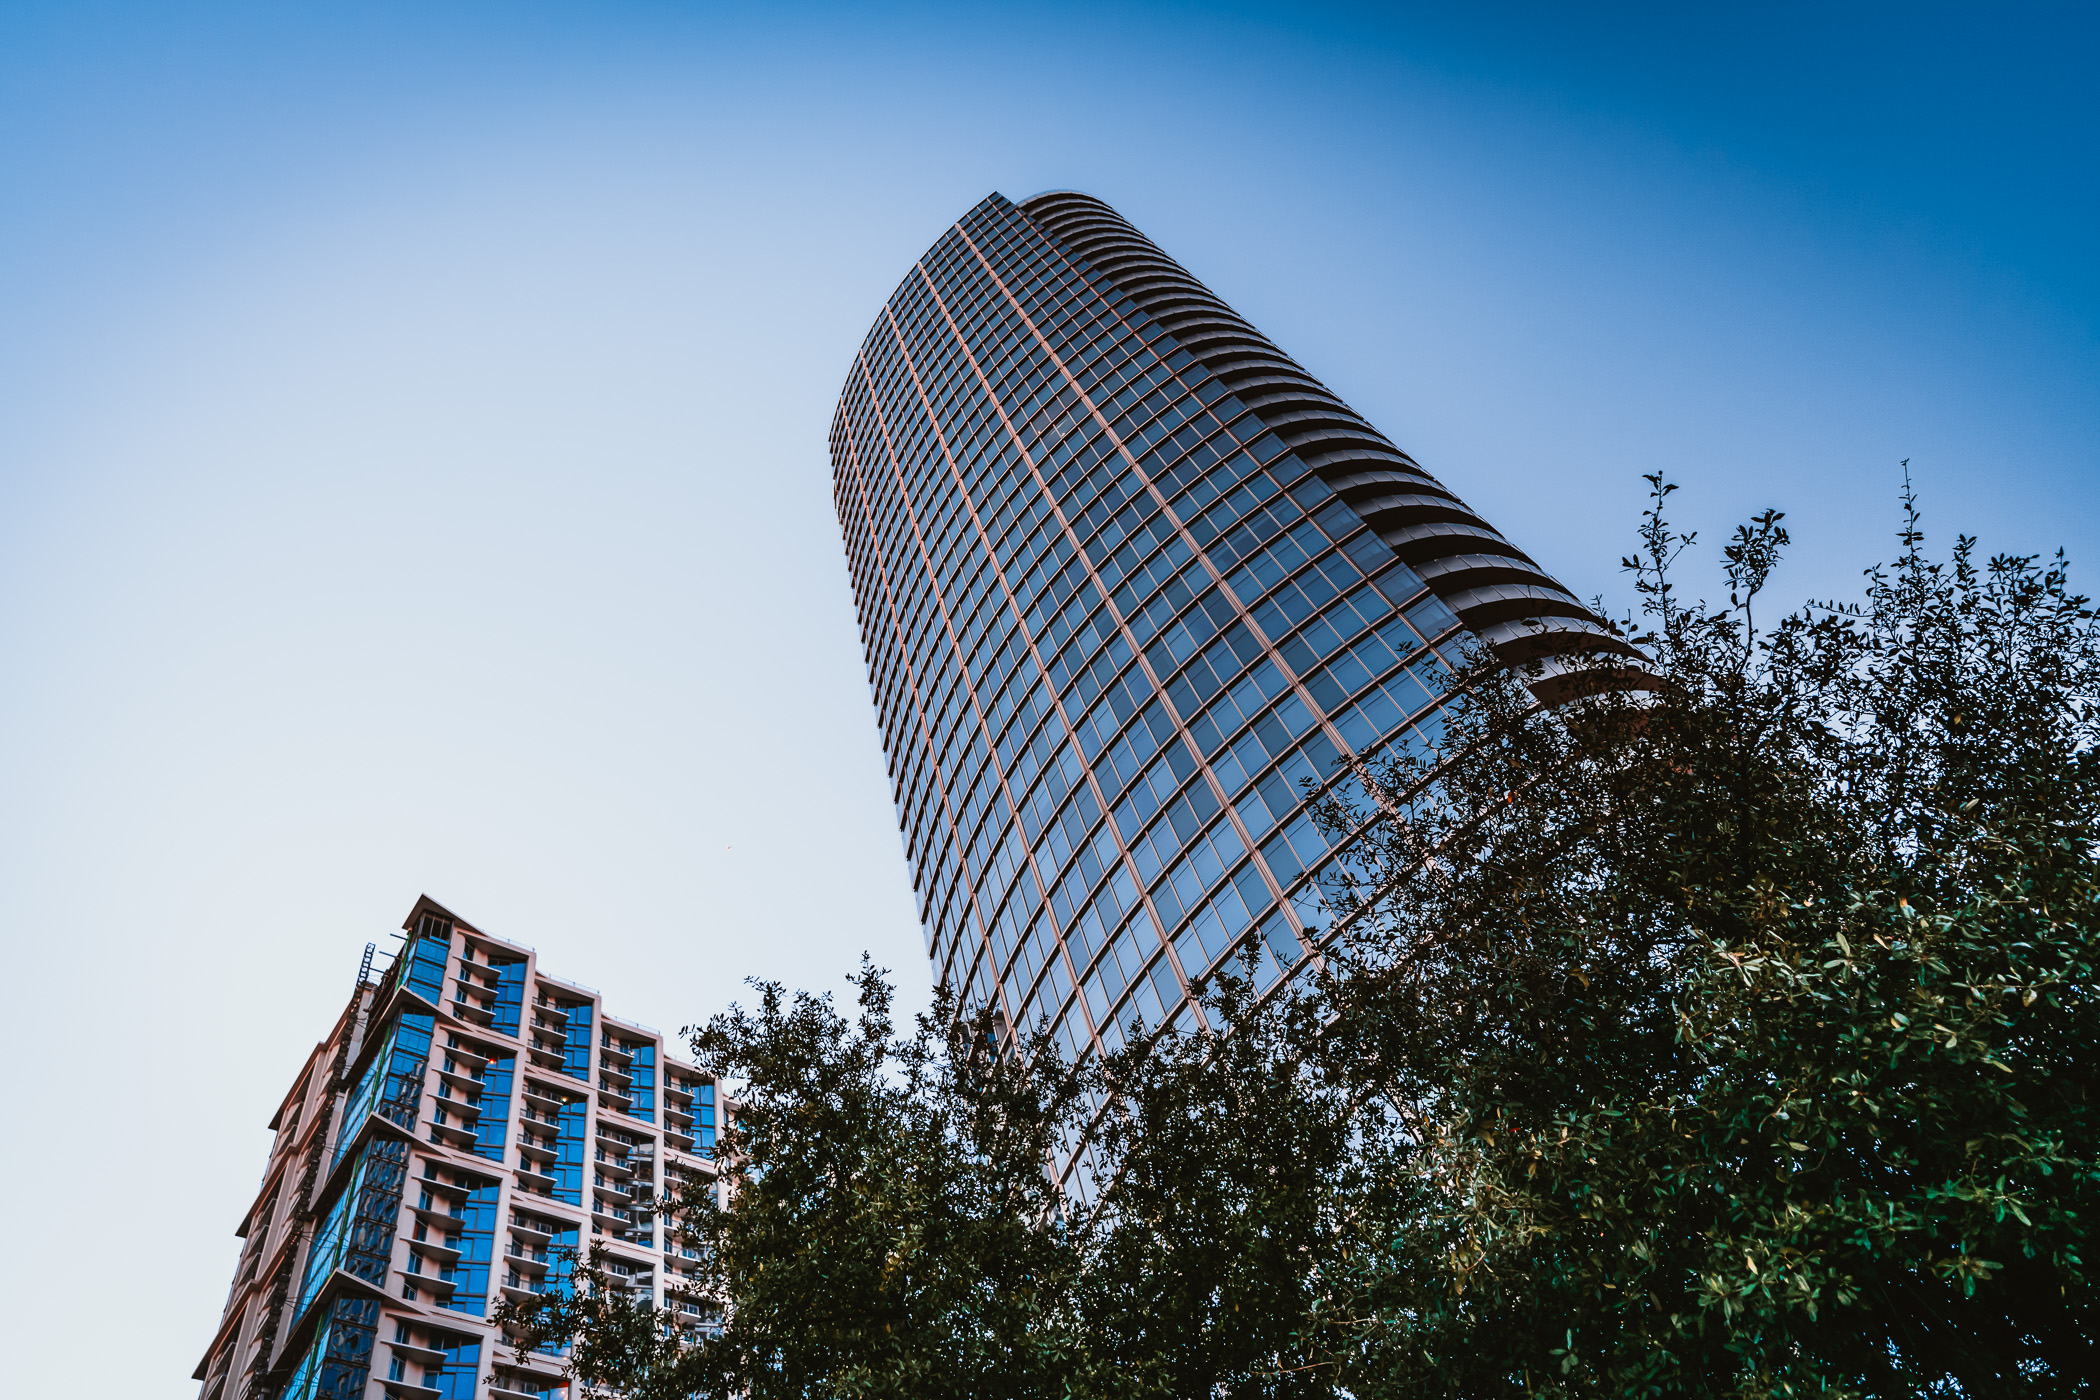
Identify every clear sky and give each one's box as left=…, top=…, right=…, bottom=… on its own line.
left=1, top=2, right=2093, bottom=1390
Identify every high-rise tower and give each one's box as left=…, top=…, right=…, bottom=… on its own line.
left=832, top=193, right=1624, bottom=1155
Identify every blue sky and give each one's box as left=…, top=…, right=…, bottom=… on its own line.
left=1, top=3, right=2093, bottom=1390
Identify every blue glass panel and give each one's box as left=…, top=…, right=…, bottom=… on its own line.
left=471, top=1053, right=514, bottom=1163
left=487, top=955, right=526, bottom=1035
left=293, top=1138, right=407, bottom=1329
left=399, top=925, right=449, bottom=1005
left=625, top=1041, right=656, bottom=1123
left=280, top=1296, right=380, bottom=1400
left=441, top=1177, right=500, bottom=1317
left=560, top=1002, right=594, bottom=1082
left=333, top=1012, right=432, bottom=1172
left=551, top=1099, right=587, bottom=1205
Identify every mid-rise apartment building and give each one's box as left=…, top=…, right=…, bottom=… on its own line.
left=194, top=896, right=723, bottom=1400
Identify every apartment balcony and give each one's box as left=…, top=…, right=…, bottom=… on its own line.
left=491, top=1351, right=571, bottom=1400
left=386, top=1337, right=447, bottom=1372
left=668, top=1298, right=715, bottom=1330
left=514, top=1165, right=558, bottom=1197
left=442, top=1041, right=490, bottom=1070
left=410, top=1237, right=463, bottom=1267
left=436, top=1062, right=486, bottom=1095
left=589, top=1201, right=640, bottom=1231
left=592, top=1176, right=648, bottom=1205
left=427, top=1116, right=479, bottom=1150
left=598, top=1040, right=634, bottom=1066
left=431, top=1091, right=482, bottom=1122
left=450, top=996, right=496, bottom=1028
left=592, top=1150, right=633, bottom=1178
left=379, top=1378, right=443, bottom=1400
left=415, top=1176, right=471, bottom=1206
left=530, top=999, right=570, bottom=1024
left=490, top=1379, right=568, bottom=1400
left=501, top=1273, right=556, bottom=1304
left=508, top=1214, right=557, bottom=1243
left=504, top=1243, right=552, bottom=1275
left=409, top=1196, right=468, bottom=1232
left=399, top=1261, right=458, bottom=1297
left=600, top=1261, right=653, bottom=1293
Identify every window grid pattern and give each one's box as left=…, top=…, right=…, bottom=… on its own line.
left=833, top=194, right=1469, bottom=1189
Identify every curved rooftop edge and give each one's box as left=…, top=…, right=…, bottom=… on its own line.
left=1016, top=189, right=1648, bottom=703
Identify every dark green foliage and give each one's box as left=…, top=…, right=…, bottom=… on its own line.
left=1073, top=974, right=1374, bottom=1398
left=500, top=480, right=2099, bottom=1398
left=501, top=963, right=1084, bottom=1400
left=1308, top=477, right=2099, bottom=1395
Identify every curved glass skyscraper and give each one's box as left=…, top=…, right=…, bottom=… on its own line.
left=832, top=192, right=1623, bottom=1137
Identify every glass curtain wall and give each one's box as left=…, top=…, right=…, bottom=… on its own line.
left=834, top=192, right=1622, bottom=1193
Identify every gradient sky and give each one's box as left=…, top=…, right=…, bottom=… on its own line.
left=2, top=2, right=2094, bottom=1390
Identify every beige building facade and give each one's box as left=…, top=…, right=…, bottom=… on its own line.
left=194, top=896, right=721, bottom=1400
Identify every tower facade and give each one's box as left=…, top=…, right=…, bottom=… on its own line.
left=832, top=194, right=1621, bottom=1180
left=194, top=898, right=723, bottom=1400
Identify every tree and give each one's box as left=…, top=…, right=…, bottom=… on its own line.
left=501, top=961, right=1084, bottom=1400
left=1305, top=476, right=2099, bottom=1395
left=502, top=478, right=2100, bottom=1398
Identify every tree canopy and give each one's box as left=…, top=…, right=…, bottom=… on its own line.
left=501, top=480, right=2099, bottom=1398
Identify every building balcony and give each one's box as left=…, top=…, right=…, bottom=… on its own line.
left=514, top=1163, right=558, bottom=1193
left=386, top=1338, right=447, bottom=1371
left=508, top=1214, right=558, bottom=1242
left=589, top=1202, right=639, bottom=1230
left=399, top=1264, right=457, bottom=1297
left=593, top=1177, right=646, bottom=1204
left=668, top=1298, right=715, bottom=1330
left=409, top=1197, right=468, bottom=1234
left=427, top=1117, right=479, bottom=1149
left=436, top=1063, right=485, bottom=1095
left=490, top=1380, right=568, bottom=1400
left=450, top=997, right=496, bottom=1027
left=504, top=1243, right=552, bottom=1274
left=411, top=1239, right=463, bottom=1269
left=415, top=1175, right=471, bottom=1205
left=431, top=1092, right=482, bottom=1122
left=501, top=1274, right=556, bottom=1303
